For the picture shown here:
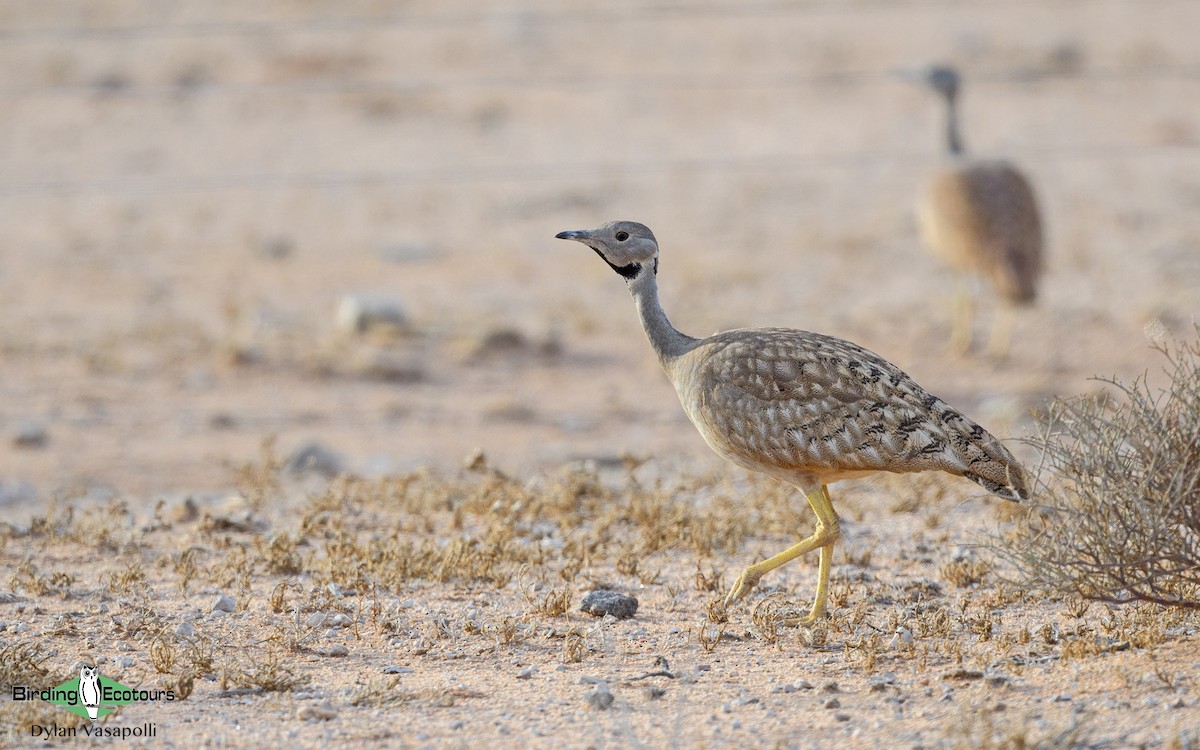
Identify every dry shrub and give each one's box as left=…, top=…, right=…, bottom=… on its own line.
left=999, top=332, right=1200, bottom=609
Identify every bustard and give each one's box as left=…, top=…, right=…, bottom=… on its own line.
left=915, top=64, right=1044, bottom=358
left=556, top=221, right=1028, bottom=623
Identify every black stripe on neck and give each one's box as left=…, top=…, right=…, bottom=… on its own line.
left=592, top=248, right=642, bottom=279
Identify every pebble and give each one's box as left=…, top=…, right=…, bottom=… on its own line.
left=175, top=620, right=195, bottom=638
left=824, top=698, right=841, bottom=709
left=889, top=627, right=913, bottom=649
left=284, top=442, right=346, bottom=478
left=645, top=686, right=666, bottom=701
left=337, top=295, right=408, bottom=335
left=1054, top=693, right=1072, bottom=702
left=12, top=421, right=47, bottom=449
left=211, top=594, right=236, bottom=614
left=117, top=656, right=135, bottom=668
left=296, top=701, right=338, bottom=721
left=835, top=713, right=851, bottom=722
left=585, top=683, right=614, bottom=711
left=317, top=645, right=349, bottom=657
left=330, top=613, right=352, bottom=627
left=579, top=590, right=638, bottom=620
left=820, top=681, right=839, bottom=693
left=306, top=613, right=327, bottom=628
left=383, top=666, right=413, bottom=675
left=516, top=665, right=535, bottom=680
left=868, top=673, right=896, bottom=692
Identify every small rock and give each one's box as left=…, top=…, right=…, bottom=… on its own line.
left=1054, top=693, right=1072, bottom=702
left=317, top=645, right=349, bottom=657
left=868, top=673, right=897, bottom=692
left=306, top=613, right=327, bottom=628
left=330, top=613, right=353, bottom=627
left=296, top=701, right=338, bottom=721
left=383, top=666, right=413, bottom=675
left=450, top=720, right=464, bottom=731
left=12, top=421, right=47, bottom=449
left=117, top=656, right=135, bottom=668
left=889, top=627, right=913, bottom=649
left=211, top=594, right=236, bottom=614
left=516, top=665, right=535, bottom=680
left=175, top=621, right=195, bottom=638
left=824, top=698, right=841, bottom=709
left=337, top=295, right=408, bottom=335
left=793, top=679, right=813, bottom=690
left=834, top=712, right=851, bottom=722
left=645, top=686, right=666, bottom=701
left=820, top=681, right=839, bottom=693
left=585, top=683, right=614, bottom=711
left=1171, top=697, right=1187, bottom=709
left=580, top=590, right=638, bottom=620
left=284, top=442, right=346, bottom=478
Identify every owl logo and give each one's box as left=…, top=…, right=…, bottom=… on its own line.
left=78, top=665, right=101, bottom=721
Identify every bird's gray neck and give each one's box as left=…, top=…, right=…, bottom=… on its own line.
left=943, top=95, right=964, bottom=156
left=627, top=267, right=698, bottom=367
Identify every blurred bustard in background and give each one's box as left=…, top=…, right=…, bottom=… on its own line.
left=914, top=64, right=1044, bottom=358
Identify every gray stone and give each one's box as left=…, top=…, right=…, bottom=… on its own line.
left=580, top=590, right=638, bottom=619
left=13, top=421, right=47, bottom=449
left=585, top=683, right=614, bottom=711
left=337, top=295, right=408, bottom=335
left=284, top=442, right=346, bottom=478
left=211, top=594, right=236, bottom=613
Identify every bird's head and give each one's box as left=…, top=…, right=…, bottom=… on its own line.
left=924, top=64, right=960, bottom=102
left=555, top=221, right=658, bottom=281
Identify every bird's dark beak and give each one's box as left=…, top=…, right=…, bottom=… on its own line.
left=555, top=230, right=587, bottom=241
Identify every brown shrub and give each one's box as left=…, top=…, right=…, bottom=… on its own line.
left=998, top=330, right=1200, bottom=609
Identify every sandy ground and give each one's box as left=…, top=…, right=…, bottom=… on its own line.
left=1, top=1, right=1199, bottom=747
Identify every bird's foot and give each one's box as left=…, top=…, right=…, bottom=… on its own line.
left=780, top=607, right=827, bottom=627
left=723, top=568, right=762, bottom=607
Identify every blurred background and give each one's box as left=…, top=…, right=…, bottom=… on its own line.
left=0, top=0, right=1197, bottom=504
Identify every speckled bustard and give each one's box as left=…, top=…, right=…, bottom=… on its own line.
left=556, top=221, right=1028, bottom=623
left=915, top=65, right=1044, bottom=358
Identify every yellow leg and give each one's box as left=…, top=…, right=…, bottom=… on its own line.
left=724, top=485, right=840, bottom=624
left=950, top=279, right=974, bottom=356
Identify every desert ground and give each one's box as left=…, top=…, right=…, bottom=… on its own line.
left=1, top=1, right=1199, bottom=747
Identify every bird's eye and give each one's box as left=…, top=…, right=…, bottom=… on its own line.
left=615, top=231, right=630, bottom=242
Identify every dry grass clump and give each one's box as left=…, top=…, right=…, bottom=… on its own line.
left=999, top=332, right=1200, bottom=608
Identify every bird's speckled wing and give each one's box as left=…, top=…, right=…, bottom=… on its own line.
left=674, top=328, right=1026, bottom=498
left=918, top=160, right=1043, bottom=304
